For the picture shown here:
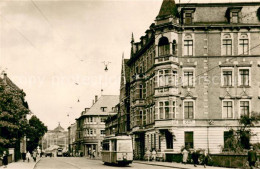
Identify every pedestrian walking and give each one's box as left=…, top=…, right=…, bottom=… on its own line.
left=92, top=149, right=95, bottom=158
left=22, top=152, right=26, bottom=162
left=1, top=151, right=8, bottom=168
left=201, top=151, right=210, bottom=168
left=26, top=151, right=31, bottom=162
left=182, top=148, right=189, bottom=164
left=33, top=151, right=37, bottom=162
left=151, top=149, right=156, bottom=161
left=192, top=149, right=199, bottom=167
left=248, top=146, right=257, bottom=169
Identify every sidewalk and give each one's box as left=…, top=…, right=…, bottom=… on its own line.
left=134, top=160, right=236, bottom=169
left=0, top=159, right=40, bottom=169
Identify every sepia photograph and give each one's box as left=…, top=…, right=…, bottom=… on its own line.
left=0, top=0, right=260, bottom=168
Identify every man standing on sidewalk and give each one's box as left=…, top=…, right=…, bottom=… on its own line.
left=1, top=151, right=8, bottom=168
left=33, top=151, right=37, bottom=162
left=182, top=148, right=189, bottom=165
left=26, top=151, right=31, bottom=162
left=248, top=146, right=257, bottom=169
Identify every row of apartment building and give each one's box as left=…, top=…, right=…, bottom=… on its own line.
left=68, top=0, right=260, bottom=160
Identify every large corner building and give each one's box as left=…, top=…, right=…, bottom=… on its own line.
left=126, top=0, right=260, bottom=159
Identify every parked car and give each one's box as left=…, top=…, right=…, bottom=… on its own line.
left=45, top=151, right=53, bottom=157
left=62, top=151, right=70, bottom=157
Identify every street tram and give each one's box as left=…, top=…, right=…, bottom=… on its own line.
left=57, top=147, right=63, bottom=157
left=101, top=135, right=133, bottom=165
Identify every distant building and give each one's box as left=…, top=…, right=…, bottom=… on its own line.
left=42, top=123, right=68, bottom=152
left=126, top=0, right=260, bottom=160
left=68, top=123, right=77, bottom=156
left=75, top=95, right=119, bottom=157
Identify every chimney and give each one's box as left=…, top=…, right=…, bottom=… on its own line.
left=95, top=95, right=98, bottom=103
left=92, top=100, right=95, bottom=105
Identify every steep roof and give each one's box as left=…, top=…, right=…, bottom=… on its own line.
left=2, top=73, right=22, bottom=92
left=156, top=0, right=178, bottom=19
left=83, top=95, right=119, bottom=116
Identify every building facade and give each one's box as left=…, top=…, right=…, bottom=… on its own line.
left=127, top=0, right=260, bottom=159
left=42, top=123, right=68, bottom=153
left=68, top=123, right=77, bottom=156
left=75, top=95, right=119, bottom=157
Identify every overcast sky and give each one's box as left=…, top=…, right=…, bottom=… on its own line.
left=0, top=0, right=258, bottom=130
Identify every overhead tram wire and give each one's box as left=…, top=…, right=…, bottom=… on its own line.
left=30, top=0, right=85, bottom=65
left=0, top=14, right=37, bottom=50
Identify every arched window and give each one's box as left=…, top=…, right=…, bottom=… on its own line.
left=172, top=40, right=177, bottom=54
left=239, top=33, right=249, bottom=55
left=158, top=37, right=170, bottom=56
left=222, top=33, right=232, bottom=56
left=183, top=34, right=193, bottom=56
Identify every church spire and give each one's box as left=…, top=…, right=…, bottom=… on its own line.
left=131, top=33, right=135, bottom=58
left=131, top=32, right=134, bottom=43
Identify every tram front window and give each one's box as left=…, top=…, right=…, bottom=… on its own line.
left=117, top=140, right=132, bottom=152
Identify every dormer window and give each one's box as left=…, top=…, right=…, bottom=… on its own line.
left=226, top=7, right=242, bottom=24
left=181, top=8, right=195, bottom=25
left=231, top=12, right=238, bottom=23
left=101, top=107, right=107, bottom=112
left=185, top=12, right=192, bottom=24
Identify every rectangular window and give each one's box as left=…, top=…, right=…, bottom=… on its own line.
left=223, top=39, right=232, bottom=55
left=159, top=70, right=164, bottom=87
left=183, top=70, right=194, bottom=87
left=101, top=130, right=105, bottom=135
left=165, top=101, right=169, bottom=119
left=223, top=70, right=233, bottom=86
left=184, top=40, right=193, bottom=56
left=240, top=101, right=250, bottom=117
left=185, top=132, right=194, bottom=149
left=139, top=84, right=143, bottom=99
left=101, top=117, right=106, bottom=123
left=239, top=69, right=249, bottom=86
left=223, top=101, right=233, bottom=119
left=143, top=110, right=146, bottom=126
left=164, top=70, right=170, bottom=86
left=239, top=39, right=249, bottom=55
left=172, top=101, right=176, bottom=119
left=224, top=131, right=233, bottom=149
left=159, top=44, right=170, bottom=56
left=168, top=71, right=177, bottom=86
left=231, top=12, right=238, bottom=23
left=159, top=102, right=164, bottom=119
left=184, top=12, right=192, bottom=24
left=184, top=101, right=194, bottom=119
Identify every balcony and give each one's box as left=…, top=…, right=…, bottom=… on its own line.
left=155, top=119, right=241, bottom=128
left=155, top=55, right=178, bottom=65
left=154, top=86, right=178, bottom=97
left=155, top=119, right=179, bottom=128
left=132, top=98, right=145, bottom=107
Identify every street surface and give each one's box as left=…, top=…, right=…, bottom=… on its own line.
left=34, top=157, right=228, bottom=169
